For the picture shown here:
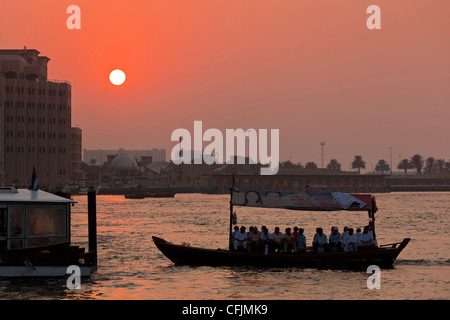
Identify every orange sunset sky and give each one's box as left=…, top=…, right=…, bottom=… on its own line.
left=1, top=0, right=449, bottom=170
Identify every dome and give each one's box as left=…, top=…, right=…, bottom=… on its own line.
left=111, top=154, right=138, bottom=171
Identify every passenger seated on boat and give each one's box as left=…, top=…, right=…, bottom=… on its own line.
left=233, top=226, right=248, bottom=251
left=328, top=227, right=342, bottom=252
left=247, top=226, right=254, bottom=237
left=341, top=226, right=349, bottom=246
left=231, top=226, right=239, bottom=244
left=248, top=226, right=261, bottom=253
left=283, top=228, right=296, bottom=253
left=313, top=228, right=327, bottom=253
left=231, top=226, right=239, bottom=242
left=271, top=227, right=284, bottom=253
left=343, top=228, right=357, bottom=252
left=293, top=226, right=300, bottom=243
left=359, top=226, right=375, bottom=250
left=367, top=223, right=377, bottom=247
left=260, top=227, right=272, bottom=254
left=296, top=228, right=306, bottom=253
left=355, top=227, right=362, bottom=250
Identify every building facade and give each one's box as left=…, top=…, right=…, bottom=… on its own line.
left=70, top=127, right=82, bottom=182
left=205, top=173, right=389, bottom=194
left=0, top=47, right=72, bottom=187
left=164, top=162, right=389, bottom=194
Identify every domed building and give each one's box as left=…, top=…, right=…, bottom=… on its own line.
left=110, top=154, right=138, bottom=172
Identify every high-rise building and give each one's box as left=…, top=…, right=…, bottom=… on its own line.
left=0, top=47, right=73, bottom=187
left=70, top=127, right=82, bottom=182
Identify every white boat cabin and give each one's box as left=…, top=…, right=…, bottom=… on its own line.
left=0, top=187, right=75, bottom=262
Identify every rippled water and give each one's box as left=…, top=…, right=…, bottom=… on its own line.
left=0, top=192, right=449, bottom=300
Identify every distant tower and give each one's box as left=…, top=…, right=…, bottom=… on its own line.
left=321, top=142, right=325, bottom=168
left=389, top=146, right=392, bottom=175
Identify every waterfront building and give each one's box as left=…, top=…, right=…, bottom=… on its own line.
left=0, top=47, right=74, bottom=187
left=83, top=148, right=166, bottom=166
left=70, top=127, right=82, bottom=182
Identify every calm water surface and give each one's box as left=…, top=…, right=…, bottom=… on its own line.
left=0, top=192, right=449, bottom=300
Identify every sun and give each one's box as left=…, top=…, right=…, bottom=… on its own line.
left=109, top=69, right=126, bottom=86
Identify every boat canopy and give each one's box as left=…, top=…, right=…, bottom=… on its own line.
left=232, top=190, right=377, bottom=213
left=0, top=188, right=75, bottom=204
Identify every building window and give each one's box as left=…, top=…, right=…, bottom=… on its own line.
left=8, top=205, right=25, bottom=249
left=4, top=71, right=17, bottom=79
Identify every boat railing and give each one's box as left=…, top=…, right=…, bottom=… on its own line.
left=378, top=241, right=403, bottom=249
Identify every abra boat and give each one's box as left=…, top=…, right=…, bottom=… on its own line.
left=0, top=187, right=97, bottom=277
left=144, top=191, right=175, bottom=198
left=153, top=236, right=409, bottom=269
left=124, top=193, right=146, bottom=199
left=153, top=185, right=410, bottom=270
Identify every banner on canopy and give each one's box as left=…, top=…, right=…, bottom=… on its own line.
left=231, top=190, right=373, bottom=211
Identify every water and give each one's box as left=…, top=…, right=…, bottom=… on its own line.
left=0, top=192, right=448, bottom=300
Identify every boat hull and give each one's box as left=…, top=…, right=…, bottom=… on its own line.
left=153, top=236, right=410, bottom=270
left=145, top=192, right=175, bottom=198
left=0, top=243, right=97, bottom=278
left=0, top=265, right=93, bottom=278
left=124, top=194, right=145, bottom=199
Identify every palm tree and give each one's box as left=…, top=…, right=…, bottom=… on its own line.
left=305, top=162, right=318, bottom=169
left=397, top=159, right=413, bottom=175
left=326, top=159, right=341, bottom=171
left=445, top=160, right=450, bottom=173
left=279, top=160, right=303, bottom=169
left=410, top=154, right=424, bottom=175
left=351, top=155, right=366, bottom=173
left=424, top=157, right=436, bottom=174
left=375, top=159, right=390, bottom=174
left=436, top=159, right=446, bottom=174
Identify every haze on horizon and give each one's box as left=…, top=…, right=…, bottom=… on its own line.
left=1, top=0, right=449, bottom=172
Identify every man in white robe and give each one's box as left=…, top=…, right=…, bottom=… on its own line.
left=233, top=226, right=248, bottom=251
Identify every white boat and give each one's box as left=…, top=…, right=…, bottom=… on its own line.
left=0, top=187, right=97, bottom=278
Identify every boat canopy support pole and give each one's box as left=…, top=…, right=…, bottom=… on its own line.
left=369, top=210, right=376, bottom=240
left=229, top=187, right=233, bottom=251
left=371, top=196, right=376, bottom=241
left=88, top=186, right=98, bottom=266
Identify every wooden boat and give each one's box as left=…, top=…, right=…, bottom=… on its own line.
left=153, top=182, right=410, bottom=270
left=144, top=191, right=175, bottom=198
left=124, top=193, right=145, bottom=199
left=0, top=187, right=97, bottom=277
left=153, top=236, right=410, bottom=269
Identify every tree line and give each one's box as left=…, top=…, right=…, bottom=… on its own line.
left=397, top=154, right=450, bottom=175
left=279, top=155, right=367, bottom=173
left=280, top=154, right=450, bottom=175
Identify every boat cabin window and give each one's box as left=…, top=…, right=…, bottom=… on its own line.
left=0, top=207, right=6, bottom=261
left=8, top=205, right=25, bottom=249
left=0, top=207, right=6, bottom=237
left=6, top=204, right=68, bottom=250
left=26, top=205, right=67, bottom=248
